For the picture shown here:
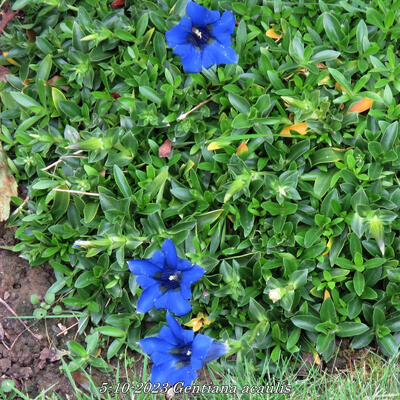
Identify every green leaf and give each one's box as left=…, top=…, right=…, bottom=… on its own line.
left=68, top=340, right=87, bottom=357
left=153, top=32, right=167, bottom=62
left=328, top=68, right=354, bottom=96
left=336, top=322, right=369, bottom=337
left=320, top=298, right=337, bottom=323
left=96, top=326, right=126, bottom=338
left=262, top=201, right=298, bottom=216
left=51, top=87, right=67, bottom=112
left=323, top=13, right=344, bottom=44
left=113, top=165, right=132, bottom=198
left=59, top=100, right=81, bottom=118
left=52, top=185, right=70, bottom=220
left=139, top=86, right=162, bottom=104
left=353, top=271, right=365, bottom=296
left=107, top=339, right=124, bottom=359
left=228, top=93, right=250, bottom=115
left=37, top=54, right=52, bottom=82
left=10, top=92, right=42, bottom=110
left=378, top=334, right=399, bottom=357
left=72, top=21, right=88, bottom=52
left=114, top=29, right=135, bottom=42
left=291, top=315, right=320, bottom=332
left=83, top=202, right=99, bottom=224
left=249, top=298, right=267, bottom=322
left=380, top=121, right=398, bottom=152
left=145, top=169, right=168, bottom=199
left=314, top=170, right=336, bottom=199
left=310, top=148, right=345, bottom=165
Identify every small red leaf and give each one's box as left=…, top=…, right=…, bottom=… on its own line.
left=0, top=65, right=11, bottom=83
left=111, top=92, right=121, bottom=99
left=110, top=0, right=125, bottom=8
left=159, top=139, right=172, bottom=158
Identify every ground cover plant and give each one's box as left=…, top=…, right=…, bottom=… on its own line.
left=1, top=0, right=400, bottom=396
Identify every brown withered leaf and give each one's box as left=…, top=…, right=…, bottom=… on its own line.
left=46, top=75, right=70, bottom=91
left=26, top=29, right=36, bottom=42
left=110, top=0, right=125, bottom=8
left=159, top=139, right=172, bottom=158
left=0, top=65, right=11, bottom=82
left=0, top=146, right=18, bottom=221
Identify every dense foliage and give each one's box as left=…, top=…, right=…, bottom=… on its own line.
left=2, top=0, right=400, bottom=373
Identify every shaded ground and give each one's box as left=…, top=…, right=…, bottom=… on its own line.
left=0, top=222, right=77, bottom=398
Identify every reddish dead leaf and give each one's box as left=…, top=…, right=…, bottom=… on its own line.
left=110, top=0, right=125, bottom=8
left=159, top=139, right=172, bottom=158
left=317, top=63, right=327, bottom=69
left=111, top=92, right=121, bottom=99
left=0, top=65, right=11, bottom=83
left=0, top=9, right=19, bottom=35
left=347, top=97, right=373, bottom=114
left=335, top=82, right=347, bottom=93
left=236, top=141, right=248, bottom=156
left=281, top=122, right=308, bottom=136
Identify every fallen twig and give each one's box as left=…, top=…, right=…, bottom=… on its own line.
left=53, top=188, right=100, bottom=197
left=41, top=150, right=84, bottom=172
left=0, top=298, right=42, bottom=341
left=177, top=99, right=212, bottom=121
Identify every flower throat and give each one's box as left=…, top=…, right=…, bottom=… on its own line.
left=188, top=26, right=210, bottom=47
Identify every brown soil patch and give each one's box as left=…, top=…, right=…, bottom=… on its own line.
left=0, top=222, right=77, bottom=398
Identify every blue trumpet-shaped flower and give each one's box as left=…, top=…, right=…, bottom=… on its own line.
left=128, top=239, right=205, bottom=316
left=139, top=312, right=227, bottom=386
left=165, top=1, right=237, bottom=73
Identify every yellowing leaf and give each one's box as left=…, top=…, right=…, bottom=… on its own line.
left=207, top=142, right=221, bottom=150
left=335, top=82, right=347, bottom=93
left=184, top=313, right=212, bottom=332
left=0, top=147, right=18, bottom=222
left=281, top=122, right=308, bottom=136
left=322, top=237, right=333, bottom=256
left=2, top=52, right=20, bottom=66
left=318, top=75, right=330, bottom=85
left=324, top=289, right=331, bottom=300
left=266, top=28, right=281, bottom=40
left=236, top=141, right=248, bottom=155
left=347, top=97, right=373, bottom=114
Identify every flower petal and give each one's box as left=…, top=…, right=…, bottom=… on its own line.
left=151, top=250, right=166, bottom=268
left=151, top=362, right=198, bottom=386
left=202, top=41, right=237, bottom=66
left=180, top=284, right=192, bottom=299
left=128, top=259, right=162, bottom=276
left=186, top=1, right=219, bottom=26
left=139, top=337, right=173, bottom=356
left=137, top=284, right=163, bottom=313
left=150, top=362, right=175, bottom=385
left=151, top=350, right=180, bottom=365
left=179, top=45, right=203, bottom=73
left=190, top=333, right=213, bottom=370
left=165, top=17, right=192, bottom=47
left=181, top=264, right=205, bottom=286
left=166, top=311, right=185, bottom=342
left=156, top=290, right=192, bottom=316
left=210, top=10, right=235, bottom=45
left=204, top=340, right=227, bottom=363
left=136, top=275, right=159, bottom=289
left=162, top=239, right=178, bottom=267
left=177, top=258, right=194, bottom=271
left=168, top=365, right=198, bottom=386
left=158, top=325, right=180, bottom=346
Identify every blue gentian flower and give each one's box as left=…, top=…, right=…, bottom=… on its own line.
left=128, top=239, right=205, bottom=316
left=165, top=1, right=238, bottom=73
left=139, top=312, right=227, bottom=386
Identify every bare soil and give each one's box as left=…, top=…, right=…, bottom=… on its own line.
left=0, top=222, right=77, bottom=398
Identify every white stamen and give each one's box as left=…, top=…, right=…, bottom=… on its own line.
left=169, top=274, right=178, bottom=281
left=192, top=27, right=202, bottom=39
left=186, top=350, right=192, bottom=356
